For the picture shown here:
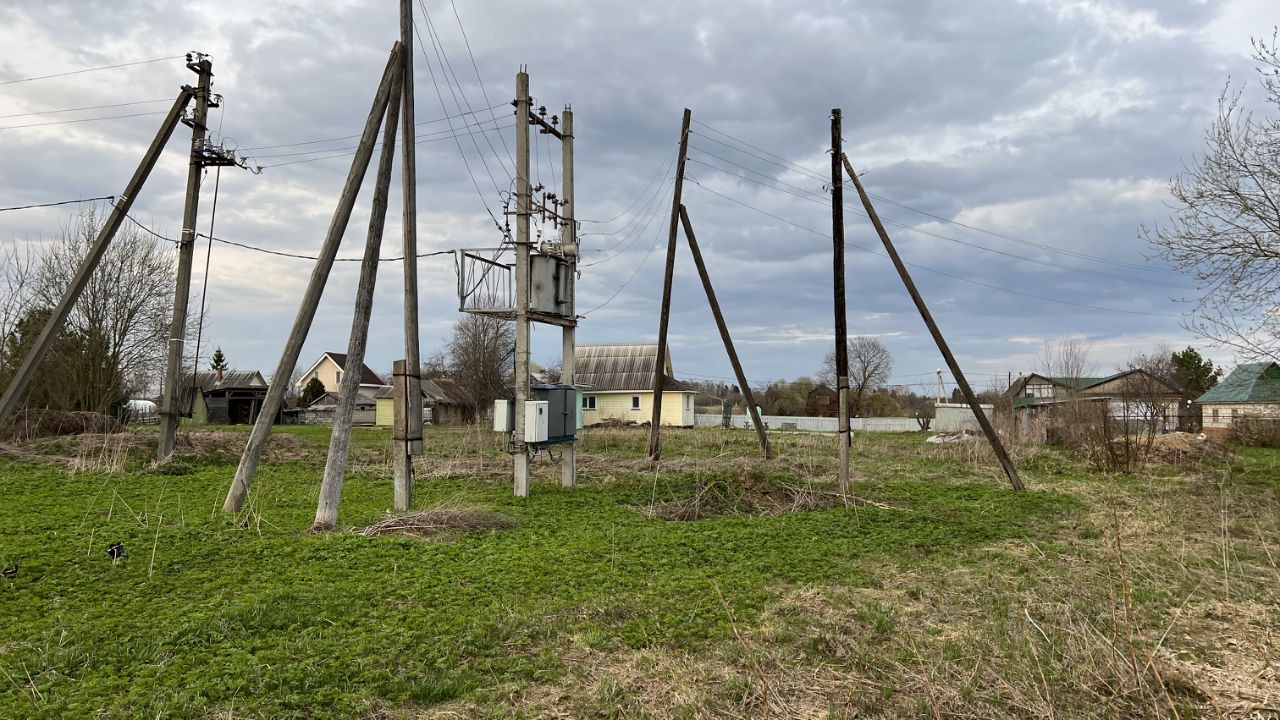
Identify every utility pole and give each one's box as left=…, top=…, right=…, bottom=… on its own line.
left=842, top=153, right=1026, bottom=492
left=157, top=55, right=214, bottom=461
left=648, top=108, right=692, bottom=461
left=224, top=44, right=404, bottom=513
left=678, top=206, right=770, bottom=458
left=312, top=77, right=403, bottom=531
left=399, top=0, right=424, bottom=458
left=512, top=69, right=532, bottom=497
left=560, top=105, right=577, bottom=488
left=0, top=88, right=195, bottom=429
left=831, top=108, right=850, bottom=494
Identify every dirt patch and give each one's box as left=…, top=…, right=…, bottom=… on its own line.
left=354, top=503, right=516, bottom=540
left=637, top=468, right=851, bottom=521
left=0, top=409, right=122, bottom=442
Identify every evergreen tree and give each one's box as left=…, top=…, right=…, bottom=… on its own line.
left=299, top=376, right=326, bottom=407
left=210, top=347, right=229, bottom=372
left=1171, top=347, right=1222, bottom=398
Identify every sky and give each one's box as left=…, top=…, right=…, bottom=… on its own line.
left=0, top=0, right=1274, bottom=397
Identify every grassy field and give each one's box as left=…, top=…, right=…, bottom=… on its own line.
left=0, top=424, right=1277, bottom=718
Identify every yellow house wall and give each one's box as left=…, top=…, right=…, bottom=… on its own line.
left=299, top=356, right=342, bottom=394
left=581, top=391, right=694, bottom=427
left=375, top=397, right=393, bottom=427
left=181, top=393, right=208, bottom=425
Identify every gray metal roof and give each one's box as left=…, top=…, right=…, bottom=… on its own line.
left=574, top=344, right=691, bottom=392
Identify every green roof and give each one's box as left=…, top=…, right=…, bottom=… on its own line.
left=1196, top=362, right=1280, bottom=404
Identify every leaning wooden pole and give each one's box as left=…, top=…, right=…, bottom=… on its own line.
left=399, top=0, right=424, bottom=456
left=679, top=205, right=771, bottom=459
left=842, top=154, right=1025, bottom=492
left=223, top=44, right=404, bottom=513
left=312, top=77, right=403, bottom=532
left=647, top=108, right=692, bottom=461
left=0, top=88, right=194, bottom=429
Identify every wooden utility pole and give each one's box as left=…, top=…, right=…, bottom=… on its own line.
left=512, top=69, right=532, bottom=497
left=648, top=108, right=692, bottom=460
left=399, top=0, right=424, bottom=457
left=392, top=358, right=412, bottom=510
left=312, top=78, right=403, bottom=531
left=0, top=89, right=195, bottom=429
left=157, top=56, right=214, bottom=461
left=560, top=106, right=577, bottom=487
left=831, top=109, right=851, bottom=494
left=224, top=44, right=404, bottom=513
left=842, top=154, right=1026, bottom=492
left=678, top=206, right=770, bottom=459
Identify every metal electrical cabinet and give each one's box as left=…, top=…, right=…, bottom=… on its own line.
left=493, top=387, right=577, bottom=445
left=529, top=255, right=571, bottom=317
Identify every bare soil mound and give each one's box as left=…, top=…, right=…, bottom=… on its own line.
left=1142, top=432, right=1238, bottom=465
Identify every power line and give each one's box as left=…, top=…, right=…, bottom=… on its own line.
left=0, top=110, right=168, bottom=131
left=197, top=233, right=455, bottom=262
left=0, top=55, right=182, bottom=87
left=687, top=152, right=1193, bottom=290
left=578, top=150, right=677, bottom=226
left=447, top=0, right=513, bottom=171
left=689, top=119, right=1175, bottom=275
left=0, top=195, right=114, bottom=213
left=685, top=178, right=1178, bottom=319
left=249, top=115, right=507, bottom=159
left=255, top=120, right=515, bottom=169
left=0, top=98, right=170, bottom=120
left=237, top=104, right=508, bottom=152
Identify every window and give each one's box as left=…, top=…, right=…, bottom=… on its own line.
left=582, top=395, right=596, bottom=410
left=1211, top=408, right=1219, bottom=422
left=336, top=370, right=343, bottom=385
left=631, top=395, right=641, bottom=410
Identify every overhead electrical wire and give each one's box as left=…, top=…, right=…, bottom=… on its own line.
left=447, top=0, right=514, bottom=169
left=688, top=119, right=1175, bottom=275
left=684, top=177, right=1177, bottom=319
left=255, top=120, right=515, bottom=169
left=0, top=55, right=182, bottom=87
left=0, top=110, right=168, bottom=131
left=686, top=151, right=1193, bottom=290
left=0, top=98, right=170, bottom=120
left=0, top=195, right=115, bottom=213
left=238, top=103, right=508, bottom=152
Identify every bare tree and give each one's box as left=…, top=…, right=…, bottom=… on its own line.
left=1039, top=337, right=1096, bottom=380
left=1145, top=34, right=1280, bottom=363
left=818, top=336, right=894, bottom=414
left=0, top=241, right=37, bottom=372
left=443, top=312, right=514, bottom=416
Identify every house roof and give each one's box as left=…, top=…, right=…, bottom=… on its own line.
left=179, top=370, right=267, bottom=413
left=1009, top=369, right=1180, bottom=397
left=372, top=378, right=475, bottom=406
left=1196, top=362, right=1280, bottom=404
left=574, top=343, right=691, bottom=392
left=298, top=352, right=386, bottom=386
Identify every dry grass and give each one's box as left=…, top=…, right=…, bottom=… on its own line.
left=354, top=503, right=516, bottom=540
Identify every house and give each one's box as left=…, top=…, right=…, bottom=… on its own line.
left=575, top=344, right=696, bottom=427
left=1007, top=369, right=1184, bottom=438
left=296, top=351, right=387, bottom=396
left=374, top=377, right=476, bottom=427
left=805, top=385, right=838, bottom=417
left=1196, top=362, right=1280, bottom=438
left=180, top=369, right=274, bottom=425
left=296, top=389, right=378, bottom=425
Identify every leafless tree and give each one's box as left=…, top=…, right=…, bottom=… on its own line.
left=443, top=312, right=514, bottom=416
left=818, top=336, right=894, bottom=414
left=0, top=241, right=37, bottom=372
left=1145, top=34, right=1280, bottom=363
left=0, top=208, right=179, bottom=415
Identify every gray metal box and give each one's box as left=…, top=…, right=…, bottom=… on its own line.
left=529, top=255, right=570, bottom=317
left=531, top=384, right=576, bottom=442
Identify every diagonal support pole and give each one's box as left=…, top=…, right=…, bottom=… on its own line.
left=842, top=153, right=1025, bottom=491
left=312, top=74, right=404, bottom=532
left=223, top=43, right=404, bottom=513
left=679, top=205, right=771, bottom=459
left=0, top=88, right=194, bottom=428
left=648, top=108, right=692, bottom=461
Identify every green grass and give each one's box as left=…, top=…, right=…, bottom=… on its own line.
left=0, top=425, right=1275, bottom=718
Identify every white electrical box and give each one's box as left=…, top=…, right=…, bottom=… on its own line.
left=492, top=400, right=513, bottom=432
left=524, top=400, right=549, bottom=443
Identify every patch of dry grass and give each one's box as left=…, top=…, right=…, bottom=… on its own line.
left=354, top=503, right=516, bottom=540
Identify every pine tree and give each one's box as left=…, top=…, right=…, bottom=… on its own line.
left=210, top=347, right=229, bottom=372
left=300, top=376, right=326, bottom=407
left=1171, top=347, right=1222, bottom=398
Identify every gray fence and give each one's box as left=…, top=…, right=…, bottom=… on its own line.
left=694, top=414, right=922, bottom=433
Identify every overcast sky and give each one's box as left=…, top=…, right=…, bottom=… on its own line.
left=1, top=0, right=1273, bottom=395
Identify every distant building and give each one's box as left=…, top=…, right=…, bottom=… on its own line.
left=575, top=344, right=696, bottom=427
left=374, top=377, right=476, bottom=427
left=180, top=369, right=274, bottom=425
left=297, top=389, right=378, bottom=426
left=805, top=385, right=838, bottom=417
left=296, top=352, right=387, bottom=396
left=1196, top=362, right=1280, bottom=438
left=1007, top=369, right=1184, bottom=440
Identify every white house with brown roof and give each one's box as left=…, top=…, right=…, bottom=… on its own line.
left=296, top=352, right=387, bottom=396
left=575, top=344, right=696, bottom=427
